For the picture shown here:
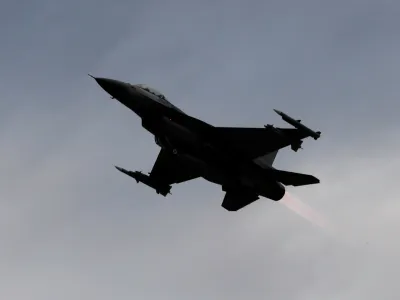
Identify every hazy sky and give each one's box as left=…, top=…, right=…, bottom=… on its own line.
left=1, top=0, right=400, bottom=299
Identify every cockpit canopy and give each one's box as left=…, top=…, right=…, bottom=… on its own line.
left=135, top=84, right=168, bottom=101
left=134, top=83, right=185, bottom=114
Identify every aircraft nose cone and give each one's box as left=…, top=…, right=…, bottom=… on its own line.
left=89, top=75, right=125, bottom=99
left=94, top=77, right=118, bottom=94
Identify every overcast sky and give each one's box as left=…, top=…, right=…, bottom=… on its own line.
left=1, top=0, right=400, bottom=299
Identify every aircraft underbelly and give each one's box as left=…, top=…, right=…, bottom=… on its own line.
left=178, top=152, right=262, bottom=189
left=150, top=118, right=285, bottom=200
left=178, top=153, right=225, bottom=185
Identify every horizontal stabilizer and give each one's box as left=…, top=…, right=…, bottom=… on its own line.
left=269, top=169, right=320, bottom=186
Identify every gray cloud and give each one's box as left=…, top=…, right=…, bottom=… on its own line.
left=1, top=0, right=399, bottom=299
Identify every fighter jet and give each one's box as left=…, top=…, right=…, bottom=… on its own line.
left=90, top=75, right=322, bottom=211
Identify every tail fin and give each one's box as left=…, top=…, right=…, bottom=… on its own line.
left=253, top=150, right=279, bottom=168
left=268, top=169, right=320, bottom=186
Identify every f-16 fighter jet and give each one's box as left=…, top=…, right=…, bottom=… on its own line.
left=90, top=75, right=322, bottom=211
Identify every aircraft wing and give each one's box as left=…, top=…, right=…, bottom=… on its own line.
left=214, top=126, right=310, bottom=159
left=149, top=149, right=201, bottom=185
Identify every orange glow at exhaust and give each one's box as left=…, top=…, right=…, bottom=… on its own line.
left=281, top=192, right=332, bottom=231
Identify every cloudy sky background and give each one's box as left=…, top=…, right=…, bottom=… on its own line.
left=1, top=0, right=400, bottom=299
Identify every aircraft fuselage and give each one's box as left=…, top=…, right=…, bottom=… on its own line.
left=132, top=83, right=284, bottom=200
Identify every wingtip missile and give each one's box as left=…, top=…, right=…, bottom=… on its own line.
left=114, top=165, right=171, bottom=196
left=274, top=109, right=321, bottom=140
left=115, top=165, right=137, bottom=181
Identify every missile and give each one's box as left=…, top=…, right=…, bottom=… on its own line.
left=115, top=166, right=171, bottom=196
left=273, top=109, right=321, bottom=140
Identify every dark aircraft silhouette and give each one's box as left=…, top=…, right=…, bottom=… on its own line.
left=90, top=75, right=322, bottom=211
